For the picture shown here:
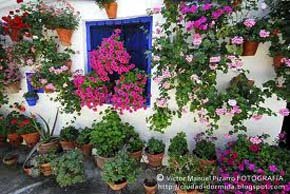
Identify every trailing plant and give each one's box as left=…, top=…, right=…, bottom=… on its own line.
left=90, top=108, right=135, bottom=157
left=146, top=138, right=165, bottom=155
left=168, top=132, right=189, bottom=157
left=59, top=126, right=79, bottom=141
left=102, top=151, right=139, bottom=184
left=95, top=0, right=116, bottom=9
left=76, top=127, right=92, bottom=146
left=193, top=132, right=217, bottom=160
left=51, top=150, right=85, bottom=187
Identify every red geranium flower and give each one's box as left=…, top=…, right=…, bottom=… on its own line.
left=22, top=119, right=30, bottom=125
left=10, top=119, right=18, bottom=125
left=16, top=0, right=23, bottom=4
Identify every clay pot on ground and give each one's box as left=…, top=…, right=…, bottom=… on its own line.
left=107, top=180, right=127, bottom=191
left=21, top=132, right=40, bottom=148
left=7, top=133, right=23, bottom=147
left=56, top=28, right=74, bottom=46
left=3, top=154, right=19, bottom=166
left=40, top=163, right=52, bottom=176
left=60, top=140, right=76, bottom=151
left=103, top=2, right=118, bottom=19
left=129, top=150, right=143, bottom=162
left=23, top=165, right=33, bottom=176
left=78, top=144, right=93, bottom=157
left=144, top=179, right=157, bottom=194
left=93, top=155, right=115, bottom=170
left=5, top=81, right=21, bottom=93
left=242, top=40, right=259, bottom=56
left=273, top=55, right=284, bottom=68
left=38, top=140, right=60, bottom=155
left=146, top=149, right=164, bottom=168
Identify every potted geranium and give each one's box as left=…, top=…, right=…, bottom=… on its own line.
left=127, top=131, right=144, bottom=162
left=59, top=126, right=79, bottom=151
left=235, top=18, right=271, bottom=56
left=193, top=132, right=217, bottom=165
left=102, top=152, right=139, bottom=191
left=76, top=127, right=93, bottom=157
left=6, top=111, right=23, bottom=147
left=167, top=154, right=216, bottom=194
left=90, top=108, right=135, bottom=169
left=51, top=150, right=85, bottom=187
left=50, top=1, right=80, bottom=46
left=0, top=114, right=7, bottom=146
left=16, top=115, right=41, bottom=148
left=269, top=40, right=289, bottom=68
left=95, top=0, right=118, bottom=19
left=168, top=132, right=189, bottom=157
left=23, top=91, right=39, bottom=106
left=145, top=138, right=165, bottom=168
left=37, top=150, right=57, bottom=176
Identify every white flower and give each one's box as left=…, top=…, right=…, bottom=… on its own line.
left=32, top=36, right=39, bottom=40
left=185, top=55, right=193, bottom=63
left=228, top=99, right=237, bottom=107
left=63, top=83, right=68, bottom=88
left=260, top=2, right=267, bottom=10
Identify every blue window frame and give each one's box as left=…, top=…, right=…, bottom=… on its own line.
left=85, top=16, right=153, bottom=106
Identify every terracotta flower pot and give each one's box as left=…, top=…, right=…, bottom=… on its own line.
left=40, top=163, right=52, bottom=176
left=3, top=154, right=19, bottom=166
left=7, top=133, right=23, bottom=147
left=5, top=81, right=21, bottom=93
left=103, top=2, right=118, bottom=19
left=79, top=144, right=93, bottom=157
left=60, top=140, right=76, bottom=151
left=146, top=152, right=164, bottom=168
left=23, top=166, right=33, bottom=176
left=38, top=140, right=60, bottom=155
left=129, top=150, right=143, bottom=162
left=21, top=132, right=40, bottom=148
left=242, top=41, right=259, bottom=56
left=273, top=55, right=284, bottom=69
left=108, top=180, right=127, bottom=191
left=93, top=155, right=114, bottom=170
left=44, top=87, right=55, bottom=94
left=56, top=28, right=74, bottom=46
left=0, top=135, right=6, bottom=147
left=144, top=179, right=157, bottom=194
left=232, top=0, right=242, bottom=8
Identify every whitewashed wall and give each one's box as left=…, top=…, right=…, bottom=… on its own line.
left=0, top=0, right=286, bottom=154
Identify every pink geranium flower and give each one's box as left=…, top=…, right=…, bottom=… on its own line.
left=279, top=108, right=290, bottom=116
left=243, top=18, right=256, bottom=28
left=192, top=33, right=202, bottom=46
left=259, top=29, right=270, bottom=38
left=231, top=36, right=244, bottom=45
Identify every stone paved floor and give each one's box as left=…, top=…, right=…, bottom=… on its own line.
left=0, top=144, right=173, bottom=194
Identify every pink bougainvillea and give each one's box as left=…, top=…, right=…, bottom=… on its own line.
left=73, top=72, right=109, bottom=111
left=111, top=70, right=147, bottom=113
left=89, top=29, right=135, bottom=81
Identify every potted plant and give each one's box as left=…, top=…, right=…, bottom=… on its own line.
left=0, top=114, right=7, bottom=146
left=193, top=132, right=217, bottom=165
left=235, top=18, right=271, bottom=56
left=23, top=91, right=39, bottom=106
left=33, top=109, right=60, bottom=154
left=50, top=1, right=80, bottom=46
left=145, top=137, right=165, bottom=168
left=102, top=151, right=139, bottom=191
left=6, top=111, right=23, bottom=147
left=143, top=169, right=157, bottom=194
left=168, top=132, right=189, bottom=157
left=16, top=115, right=41, bottom=148
left=90, top=108, right=135, bottom=169
left=269, top=40, right=289, bottom=68
left=127, top=131, right=144, bottom=162
left=59, top=126, right=79, bottom=151
left=95, top=0, right=118, bottom=19
left=76, top=127, right=93, bottom=157
left=37, top=150, right=57, bottom=176
left=51, top=150, right=85, bottom=187
left=167, top=154, right=216, bottom=194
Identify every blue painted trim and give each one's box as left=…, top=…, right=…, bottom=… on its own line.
left=85, top=16, right=153, bottom=106
left=26, top=72, right=44, bottom=93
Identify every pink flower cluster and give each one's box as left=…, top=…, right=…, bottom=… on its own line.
left=89, top=29, right=135, bottom=81
left=243, top=18, right=256, bottom=28
left=226, top=55, right=243, bottom=70
left=215, top=99, right=242, bottom=116
left=192, top=33, right=203, bottom=46
left=111, top=72, right=147, bottom=113
left=259, top=29, right=270, bottom=38
left=73, top=73, right=109, bottom=111
left=49, top=65, right=69, bottom=75
left=231, top=36, right=244, bottom=45
left=156, top=98, right=168, bottom=108
left=281, top=58, right=290, bottom=67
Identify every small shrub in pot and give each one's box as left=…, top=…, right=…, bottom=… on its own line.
left=127, top=131, right=144, bottom=162
left=59, top=126, right=79, bottom=151
left=145, top=138, right=165, bottom=168
left=76, top=127, right=93, bottom=157
left=193, top=132, right=217, bottom=164
left=168, top=132, right=189, bottom=157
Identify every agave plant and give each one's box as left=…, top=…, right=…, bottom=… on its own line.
left=31, top=108, right=59, bottom=143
